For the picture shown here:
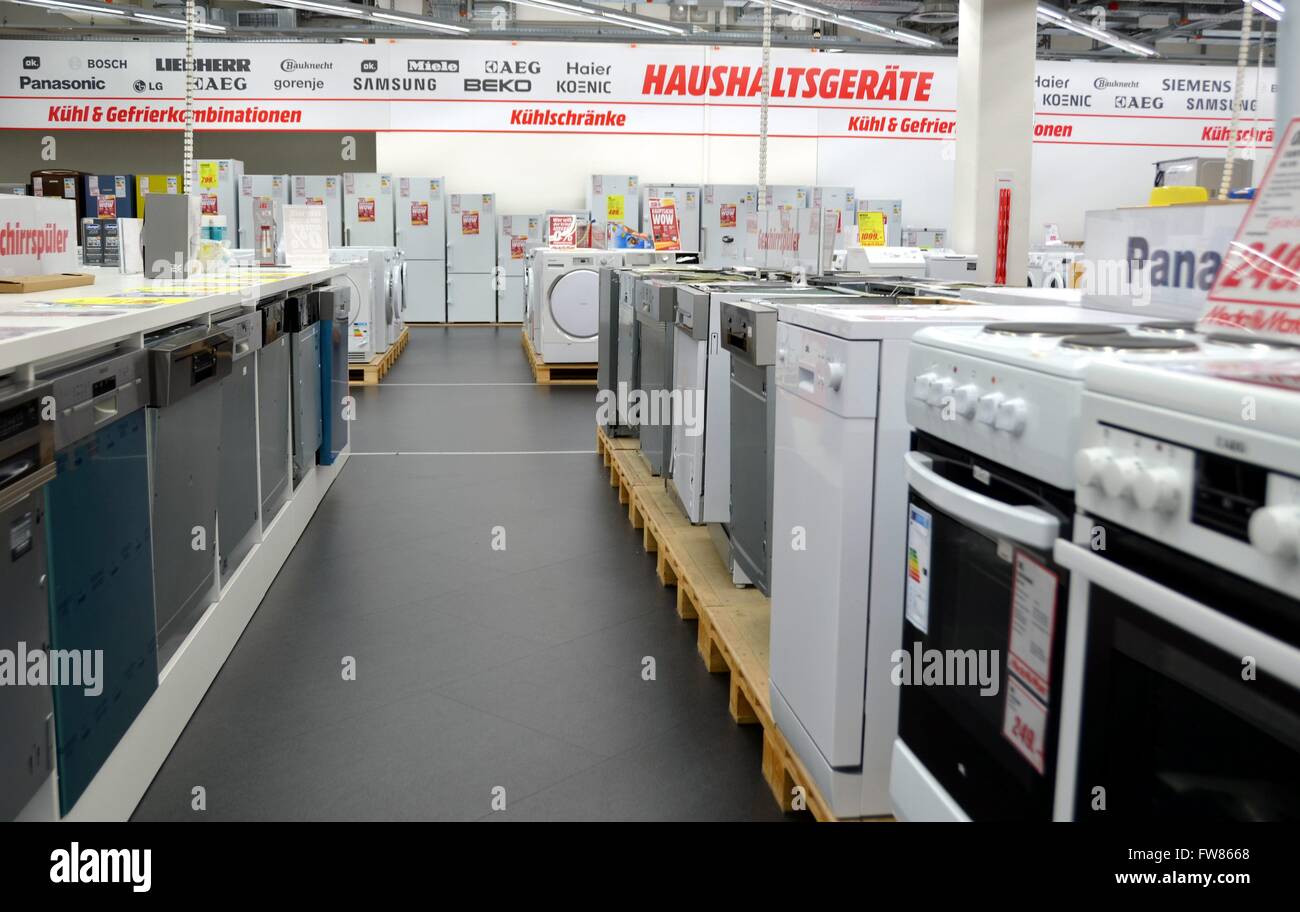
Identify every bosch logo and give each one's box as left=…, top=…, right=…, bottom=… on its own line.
left=485, top=60, right=540, bottom=75
left=281, top=59, right=332, bottom=73
left=408, top=59, right=459, bottom=73
left=22, top=57, right=41, bottom=70
left=87, top=59, right=128, bottom=69
left=361, top=59, right=379, bottom=73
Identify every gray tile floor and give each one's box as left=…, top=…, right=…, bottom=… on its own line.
left=132, top=326, right=795, bottom=822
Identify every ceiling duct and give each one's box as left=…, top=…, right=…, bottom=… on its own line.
left=904, top=0, right=957, bottom=24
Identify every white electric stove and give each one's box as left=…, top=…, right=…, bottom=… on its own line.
left=1053, top=353, right=1300, bottom=820
left=893, top=319, right=1295, bottom=821
left=767, top=300, right=1138, bottom=819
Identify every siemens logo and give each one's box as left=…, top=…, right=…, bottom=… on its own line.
left=20, top=76, right=106, bottom=91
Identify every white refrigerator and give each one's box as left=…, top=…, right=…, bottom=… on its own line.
left=764, top=184, right=811, bottom=211
left=497, top=213, right=541, bottom=323
left=640, top=184, right=700, bottom=254
left=290, top=175, right=343, bottom=248
left=587, top=174, right=639, bottom=249
left=699, top=184, right=757, bottom=268
left=446, top=192, right=497, bottom=322
left=194, top=158, right=244, bottom=241
left=343, top=172, right=395, bottom=247
left=396, top=175, right=447, bottom=322
left=238, top=174, right=289, bottom=250
left=812, top=186, right=856, bottom=250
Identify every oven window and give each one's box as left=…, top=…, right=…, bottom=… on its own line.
left=899, top=490, right=1069, bottom=821
left=1075, top=586, right=1300, bottom=821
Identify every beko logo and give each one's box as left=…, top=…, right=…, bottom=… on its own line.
left=281, top=59, right=332, bottom=72
left=408, top=59, right=458, bottom=73
left=156, top=57, right=251, bottom=72
left=20, top=76, right=106, bottom=91
left=1094, top=77, right=1140, bottom=90
left=464, top=78, right=532, bottom=92
left=22, top=56, right=40, bottom=70
left=361, top=59, right=379, bottom=73
left=485, top=59, right=540, bottom=75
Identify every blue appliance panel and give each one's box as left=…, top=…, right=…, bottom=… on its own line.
left=84, top=174, right=138, bottom=219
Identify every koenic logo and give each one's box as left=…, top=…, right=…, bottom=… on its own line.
left=408, top=59, right=459, bottom=73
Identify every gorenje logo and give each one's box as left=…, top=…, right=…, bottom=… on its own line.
left=50, top=844, right=151, bottom=893
left=19, top=77, right=106, bottom=92
left=361, top=59, right=379, bottom=73
left=408, top=59, right=458, bottom=73
left=281, top=59, right=332, bottom=72
left=22, top=56, right=40, bottom=70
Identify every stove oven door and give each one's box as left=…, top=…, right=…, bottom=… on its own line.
left=897, top=442, right=1071, bottom=820
left=1054, top=522, right=1300, bottom=821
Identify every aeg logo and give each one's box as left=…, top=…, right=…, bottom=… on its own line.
left=485, top=60, right=540, bottom=75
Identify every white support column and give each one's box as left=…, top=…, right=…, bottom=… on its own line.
left=952, top=0, right=1037, bottom=284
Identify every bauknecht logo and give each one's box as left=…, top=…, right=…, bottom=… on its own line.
left=1094, top=77, right=1140, bottom=90
left=408, top=59, right=459, bottom=73
left=281, top=59, right=333, bottom=73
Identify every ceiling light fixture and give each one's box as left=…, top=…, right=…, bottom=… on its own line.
left=1248, top=0, right=1283, bottom=21
left=1036, top=3, right=1158, bottom=57
left=134, top=11, right=227, bottom=32
left=767, top=0, right=942, bottom=48
left=8, top=0, right=127, bottom=16
left=598, top=9, right=685, bottom=34
left=370, top=10, right=470, bottom=33
left=256, top=0, right=373, bottom=21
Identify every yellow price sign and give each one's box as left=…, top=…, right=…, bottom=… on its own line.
left=198, top=162, right=219, bottom=190
left=857, top=211, right=886, bottom=247
left=606, top=194, right=625, bottom=222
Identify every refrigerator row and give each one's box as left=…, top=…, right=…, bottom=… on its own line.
left=594, top=260, right=1300, bottom=822
left=2, top=278, right=351, bottom=822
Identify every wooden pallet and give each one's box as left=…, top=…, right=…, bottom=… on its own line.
left=603, top=440, right=879, bottom=822
left=521, top=329, right=598, bottom=386
left=595, top=424, right=639, bottom=467
left=348, top=327, right=410, bottom=386
left=405, top=321, right=523, bottom=327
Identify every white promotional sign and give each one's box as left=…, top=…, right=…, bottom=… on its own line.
left=1201, top=117, right=1300, bottom=343
left=281, top=204, right=330, bottom=269
left=0, top=196, right=78, bottom=276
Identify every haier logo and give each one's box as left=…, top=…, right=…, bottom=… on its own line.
left=22, top=56, right=41, bottom=70
left=360, top=59, right=379, bottom=73
left=408, top=59, right=458, bottom=73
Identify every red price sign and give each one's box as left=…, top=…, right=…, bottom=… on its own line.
left=510, top=236, right=527, bottom=259
left=96, top=195, right=117, bottom=218
left=720, top=204, right=737, bottom=228
left=357, top=198, right=376, bottom=223
left=461, top=210, right=480, bottom=235
left=410, top=201, right=429, bottom=226
left=201, top=194, right=219, bottom=216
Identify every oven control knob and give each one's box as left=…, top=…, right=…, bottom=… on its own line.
left=1248, top=506, right=1300, bottom=560
left=1101, top=457, right=1141, bottom=500
left=926, top=376, right=953, bottom=406
left=826, top=361, right=846, bottom=392
left=976, top=392, right=1004, bottom=425
left=952, top=384, right=980, bottom=418
left=1074, top=447, right=1113, bottom=487
left=1133, top=467, right=1182, bottom=513
left=994, top=397, right=1028, bottom=435
left=913, top=372, right=938, bottom=401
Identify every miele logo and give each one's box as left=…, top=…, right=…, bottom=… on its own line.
left=408, top=59, right=458, bottom=73
left=361, top=59, right=379, bottom=73
left=281, top=59, right=332, bottom=73
left=156, top=57, right=251, bottom=72
left=22, top=56, right=40, bottom=70
left=485, top=60, right=540, bottom=75
left=1094, top=77, right=1140, bottom=90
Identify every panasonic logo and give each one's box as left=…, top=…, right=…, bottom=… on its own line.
left=1126, top=235, right=1222, bottom=290
left=20, top=76, right=106, bottom=91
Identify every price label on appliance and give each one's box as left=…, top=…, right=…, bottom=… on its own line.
left=510, top=236, right=527, bottom=259
left=1007, top=549, right=1058, bottom=703
left=399, top=177, right=410, bottom=198
left=648, top=199, right=681, bottom=252
left=325, top=177, right=338, bottom=196
left=357, top=198, right=376, bottom=223
left=606, top=194, right=624, bottom=222
left=462, top=210, right=480, bottom=235
left=905, top=505, right=932, bottom=635
left=114, top=176, right=126, bottom=197
left=201, top=194, right=219, bottom=216
left=241, top=175, right=253, bottom=197
left=97, top=196, right=117, bottom=218
left=1002, top=677, right=1048, bottom=774
left=166, top=176, right=178, bottom=193
left=858, top=211, right=886, bottom=247
left=720, top=204, right=737, bottom=228
left=62, top=178, right=76, bottom=198
left=1202, top=116, right=1300, bottom=343
left=410, top=201, right=428, bottom=226
left=199, top=162, right=218, bottom=190
left=547, top=214, right=577, bottom=248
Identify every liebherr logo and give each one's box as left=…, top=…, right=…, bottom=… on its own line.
left=50, top=844, right=151, bottom=893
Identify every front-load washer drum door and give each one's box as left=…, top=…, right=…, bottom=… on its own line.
left=548, top=268, right=600, bottom=339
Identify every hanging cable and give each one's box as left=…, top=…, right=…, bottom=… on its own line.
left=758, top=0, right=772, bottom=213
left=1219, top=1, right=1254, bottom=199
left=183, top=0, right=195, bottom=196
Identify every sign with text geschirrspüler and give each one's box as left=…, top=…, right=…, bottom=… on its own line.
left=0, top=196, right=78, bottom=276
left=1200, top=117, right=1300, bottom=344
left=648, top=198, right=681, bottom=251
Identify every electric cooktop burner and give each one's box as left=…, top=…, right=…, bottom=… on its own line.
left=1059, top=333, right=1200, bottom=352
left=1138, top=320, right=1199, bottom=335
left=984, top=322, right=1126, bottom=337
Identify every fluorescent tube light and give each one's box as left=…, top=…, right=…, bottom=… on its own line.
left=370, top=10, right=470, bottom=33
left=9, top=0, right=127, bottom=16
left=1037, top=4, right=1158, bottom=57
left=134, top=12, right=227, bottom=32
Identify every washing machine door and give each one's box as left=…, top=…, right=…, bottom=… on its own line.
left=547, top=267, right=600, bottom=339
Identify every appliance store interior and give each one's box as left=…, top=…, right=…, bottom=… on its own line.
left=1, top=0, right=1298, bottom=834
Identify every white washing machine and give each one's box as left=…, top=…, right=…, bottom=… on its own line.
left=330, top=246, right=404, bottom=359
left=537, top=247, right=623, bottom=363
